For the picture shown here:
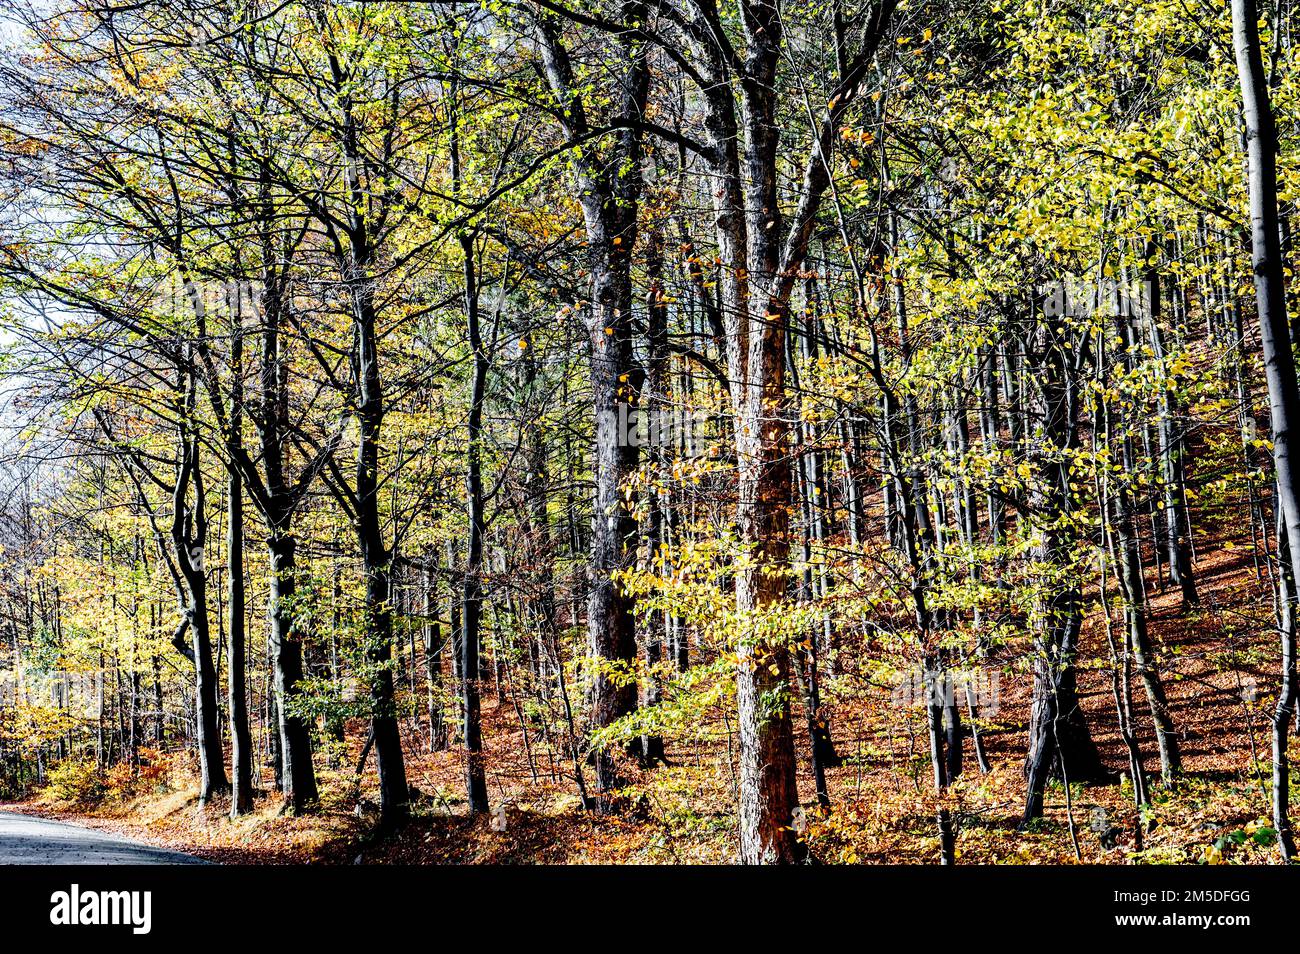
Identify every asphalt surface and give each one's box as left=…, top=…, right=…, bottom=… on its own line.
left=0, top=810, right=206, bottom=864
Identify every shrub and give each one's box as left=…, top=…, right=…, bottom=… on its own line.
left=43, top=759, right=105, bottom=805
left=102, top=762, right=137, bottom=801
left=97, top=748, right=174, bottom=801
left=135, top=747, right=172, bottom=792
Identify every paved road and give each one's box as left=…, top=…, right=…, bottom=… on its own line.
left=0, top=811, right=206, bottom=864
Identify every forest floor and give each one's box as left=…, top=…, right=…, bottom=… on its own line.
left=3, top=505, right=1294, bottom=865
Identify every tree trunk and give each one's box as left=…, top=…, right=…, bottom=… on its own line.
left=170, top=393, right=228, bottom=804
left=1110, top=312, right=1182, bottom=782
left=1144, top=262, right=1199, bottom=607
left=425, top=568, right=448, bottom=752
left=1232, top=0, right=1300, bottom=861
left=460, top=227, right=490, bottom=815
left=227, top=323, right=254, bottom=816
left=352, top=281, right=408, bottom=830
left=227, top=467, right=253, bottom=814
left=266, top=527, right=317, bottom=810
left=1022, top=313, right=1108, bottom=824
left=639, top=222, right=669, bottom=767
left=536, top=14, right=647, bottom=808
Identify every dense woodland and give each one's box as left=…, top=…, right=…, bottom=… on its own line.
left=1, top=0, right=1299, bottom=865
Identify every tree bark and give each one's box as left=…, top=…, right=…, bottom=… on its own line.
left=266, top=527, right=317, bottom=810
left=170, top=370, right=228, bottom=804
left=536, top=10, right=648, bottom=807
left=227, top=319, right=254, bottom=816
left=1232, top=0, right=1300, bottom=861
left=1022, top=313, right=1108, bottom=824
left=460, top=228, right=490, bottom=815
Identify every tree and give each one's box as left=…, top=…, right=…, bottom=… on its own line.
left=1231, top=0, right=1299, bottom=863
